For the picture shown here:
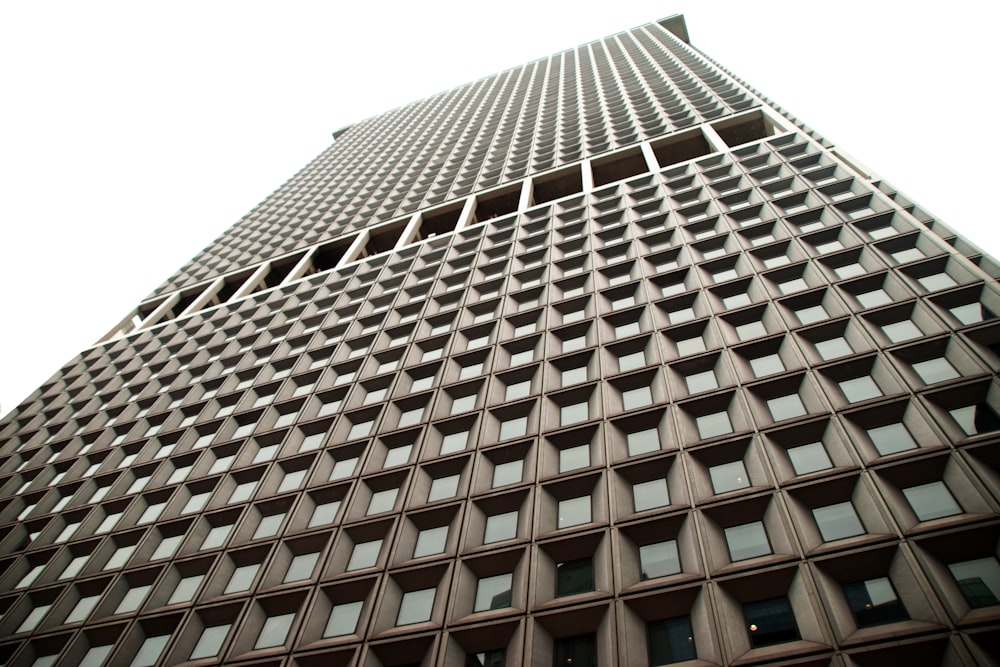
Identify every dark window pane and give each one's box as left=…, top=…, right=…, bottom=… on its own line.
left=556, top=557, right=594, bottom=597
left=648, top=615, right=696, bottom=665
left=467, top=648, right=505, bottom=667
left=554, top=634, right=596, bottom=667
left=744, top=597, right=799, bottom=648
left=843, top=578, right=908, bottom=627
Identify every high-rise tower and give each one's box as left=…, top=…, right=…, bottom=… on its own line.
left=1, top=14, right=999, bottom=667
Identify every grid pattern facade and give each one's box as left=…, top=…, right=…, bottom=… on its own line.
left=2, top=15, right=1000, bottom=667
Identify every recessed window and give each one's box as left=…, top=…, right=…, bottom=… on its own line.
left=556, top=557, right=594, bottom=597
left=843, top=578, right=908, bottom=627
left=428, top=474, right=460, bottom=502
left=347, top=539, right=382, bottom=571
left=190, top=623, right=231, bottom=660
left=506, top=380, right=532, bottom=401
left=744, top=597, right=799, bottom=648
left=648, top=616, right=697, bottom=665
left=627, top=428, right=660, bottom=456
left=685, top=370, right=718, bottom=394
left=839, top=376, right=881, bottom=402
left=882, top=320, right=922, bottom=343
left=676, top=334, right=707, bottom=356
left=777, top=278, right=808, bottom=295
left=559, top=444, right=590, bottom=473
left=255, top=612, right=295, bottom=649
left=347, top=420, right=374, bottom=440
left=622, top=386, right=653, bottom=409
left=787, top=442, right=833, bottom=475
left=903, top=482, right=962, bottom=521
left=814, top=336, right=852, bottom=360
left=253, top=513, right=283, bottom=540
left=725, top=521, right=771, bottom=561
left=749, top=353, right=784, bottom=377
left=735, top=321, right=766, bottom=340
left=696, top=411, right=733, bottom=439
left=330, top=456, right=358, bottom=480
left=413, top=525, right=449, bottom=557
left=563, top=335, right=587, bottom=353
left=639, top=539, right=681, bottom=580
left=499, top=416, right=528, bottom=440
left=484, top=511, right=518, bottom=543
left=451, top=394, right=477, bottom=414
left=284, top=551, right=319, bottom=582
left=308, top=500, right=341, bottom=528
left=441, top=431, right=469, bottom=454
left=324, top=600, right=363, bottom=637
left=558, top=496, right=591, bottom=528
left=951, top=302, right=993, bottom=325
left=710, top=460, right=750, bottom=494
left=367, top=488, right=398, bottom=514
left=467, top=649, right=506, bottom=667
left=855, top=289, right=892, bottom=309
left=561, top=402, right=589, bottom=426
left=474, top=572, right=513, bottom=612
left=397, top=587, right=435, bottom=625
left=618, top=350, right=646, bottom=372
left=948, top=558, right=1000, bottom=608
left=554, top=634, right=596, bottom=667
left=796, top=304, right=828, bottom=325
left=633, top=479, right=670, bottom=512
left=493, top=460, right=522, bottom=487
left=616, top=320, right=643, bottom=337
left=866, top=422, right=917, bottom=456
left=170, top=573, right=206, bottom=603
left=912, top=358, right=959, bottom=384
left=132, top=635, right=170, bottom=667
left=562, top=366, right=588, bottom=386
left=950, top=404, right=1000, bottom=436
left=813, top=501, right=865, bottom=541
left=767, top=393, right=807, bottom=421
left=835, top=262, right=865, bottom=279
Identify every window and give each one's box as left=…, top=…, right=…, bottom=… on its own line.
left=749, top=353, right=784, bottom=377
left=556, top=558, right=594, bottom=597
left=633, top=479, right=670, bottom=512
left=787, top=442, right=833, bottom=475
left=563, top=335, right=587, bottom=353
left=329, top=456, right=358, bottom=480
left=224, top=563, right=260, bottom=594
left=554, top=634, right=597, bottom=667
left=882, top=320, right=922, bottom=343
left=627, top=428, right=660, bottom=456
left=413, top=525, right=449, bottom=558
left=397, top=588, right=435, bottom=625
left=558, top=496, right=591, bottom=528
left=474, top=572, right=513, bottom=611
left=347, top=539, right=382, bottom=571
left=169, top=573, right=205, bottom=603
left=448, top=394, right=475, bottom=413
left=813, top=502, right=865, bottom=541
left=131, top=635, right=170, bottom=667
left=499, top=416, right=528, bottom=440
left=855, top=289, right=891, bottom=308
left=843, top=578, right=908, bottom=627
left=951, top=302, right=993, bottom=325
left=367, top=488, right=397, bottom=514
left=622, top=386, right=653, bottom=410
left=308, top=500, right=341, bottom=528
left=685, top=370, right=718, bottom=394
left=324, top=600, right=363, bottom=637
left=795, top=304, right=828, bottom=325
left=18, top=603, right=50, bottom=632
left=903, top=482, right=962, bottom=521
left=506, top=380, right=532, bottom=401
left=839, top=376, right=881, bottom=402
left=116, top=584, right=152, bottom=613
left=441, top=430, right=469, bottom=454
left=484, top=511, right=518, bottom=543
left=696, top=411, right=733, bottom=439
left=618, top=350, right=646, bottom=372
left=912, top=358, right=959, bottom=384
left=648, top=616, right=696, bottom=665
left=950, top=404, right=1000, bottom=436
left=676, top=334, right=707, bottom=356
left=252, top=513, right=283, bottom=540
left=867, top=422, right=917, bottom=456
left=493, top=460, right=522, bottom=487
left=735, top=320, right=766, bottom=340
left=814, top=336, right=852, bottom=360
left=467, top=649, right=505, bottom=667
left=710, top=461, right=750, bottom=494
left=284, top=551, right=319, bottom=582
left=190, top=623, right=231, bottom=660
left=777, top=277, right=808, bottom=295
left=948, top=558, right=1000, bottom=608
left=767, top=393, right=807, bottom=421
left=255, top=612, right=295, bottom=649
left=561, top=402, right=589, bottom=426
left=384, top=445, right=412, bottom=467
left=725, top=521, right=771, bottom=561
left=744, top=597, right=799, bottom=648
left=559, top=444, right=590, bottom=473
left=639, top=540, right=680, bottom=579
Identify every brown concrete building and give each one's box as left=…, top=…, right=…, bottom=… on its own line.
left=1, top=14, right=999, bottom=667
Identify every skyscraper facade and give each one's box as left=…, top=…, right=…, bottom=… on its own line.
left=2, top=14, right=1000, bottom=667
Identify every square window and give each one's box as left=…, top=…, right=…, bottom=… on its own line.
left=506, top=380, right=532, bottom=401
left=284, top=552, right=319, bottom=582
left=451, top=394, right=477, bottom=414
left=639, top=539, right=681, bottom=580
left=562, top=335, right=587, bottom=353
left=324, top=600, right=363, bottom=637
left=903, top=481, right=962, bottom=521
left=767, top=393, right=807, bottom=421
left=866, top=423, right=917, bottom=456
left=725, top=521, right=771, bottom=561
left=492, top=460, right=522, bottom=487
left=685, top=370, right=718, bottom=394
left=616, top=321, right=643, bottom=337
left=787, top=442, right=833, bottom=475
left=441, top=431, right=468, bottom=454
left=668, top=307, right=696, bottom=325
left=330, top=457, right=358, bottom=480
left=558, top=496, right=591, bottom=528
left=618, top=350, right=646, bottom=372
left=412, top=375, right=435, bottom=392
left=562, top=367, right=588, bottom=386
left=676, top=335, right=707, bottom=356
left=778, top=278, right=808, bottom=295
left=384, top=445, right=412, bottom=468
left=347, top=539, right=382, bottom=570
left=835, top=263, right=865, bottom=279
left=882, top=320, right=922, bottom=343
left=814, top=336, right=852, bottom=360
left=190, top=624, right=231, bottom=660
left=843, top=578, right=908, bottom=627
left=912, top=358, right=959, bottom=384
left=951, top=303, right=992, bottom=325
left=559, top=444, right=590, bottom=473
left=633, top=479, right=670, bottom=512
left=796, top=304, right=828, bottom=325
left=856, top=289, right=892, bottom=308
left=813, top=501, right=865, bottom=541
left=308, top=500, right=341, bottom=528
left=948, top=558, right=1000, bottom=608
left=648, top=616, right=697, bottom=665
left=255, top=612, right=295, bottom=649
left=622, top=386, right=653, bottom=410
left=560, top=402, right=589, bottom=426
left=749, top=353, right=784, bottom=377
left=397, top=588, right=435, bottom=626
left=499, top=416, right=528, bottom=440
left=460, top=362, right=484, bottom=380
left=367, top=488, right=397, bottom=514
left=723, top=292, right=752, bottom=309
left=735, top=321, right=767, bottom=340
left=556, top=557, right=594, bottom=596
left=835, top=372, right=882, bottom=402
left=484, top=511, right=518, bottom=543
left=474, top=572, right=513, bottom=612
left=413, top=525, right=449, bottom=557
left=428, top=474, right=460, bottom=502
left=627, top=428, right=660, bottom=456
left=696, top=411, right=733, bottom=439
left=710, top=460, right=750, bottom=494
left=744, top=597, right=798, bottom=648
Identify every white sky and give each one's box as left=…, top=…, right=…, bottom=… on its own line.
left=2, top=1, right=998, bottom=416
